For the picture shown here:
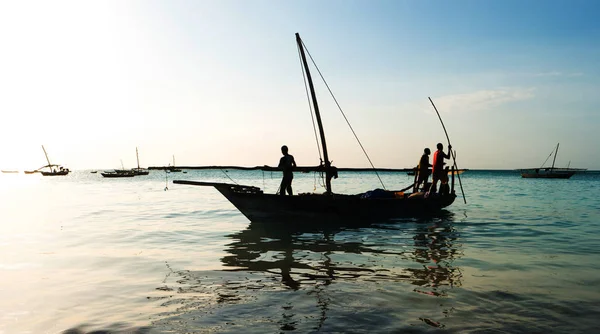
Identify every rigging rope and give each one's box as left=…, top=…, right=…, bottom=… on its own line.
left=540, top=148, right=554, bottom=168
left=220, top=168, right=238, bottom=185
left=301, top=40, right=386, bottom=190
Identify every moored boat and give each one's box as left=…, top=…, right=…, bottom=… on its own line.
left=167, top=155, right=182, bottom=172
left=101, top=170, right=136, bottom=178
left=131, top=147, right=150, bottom=175
left=519, top=144, right=585, bottom=179
left=37, top=146, right=70, bottom=176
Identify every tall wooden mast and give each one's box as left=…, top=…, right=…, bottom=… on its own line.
left=551, top=143, right=559, bottom=169
left=296, top=33, right=333, bottom=193
left=42, top=145, right=51, bottom=166
left=136, top=147, right=141, bottom=169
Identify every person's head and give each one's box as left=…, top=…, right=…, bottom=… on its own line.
left=424, top=148, right=431, bottom=155
left=281, top=145, right=288, bottom=154
left=436, top=143, right=443, bottom=150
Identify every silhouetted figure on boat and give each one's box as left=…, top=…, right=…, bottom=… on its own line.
left=439, top=166, right=451, bottom=195
left=415, top=148, right=432, bottom=191
left=278, top=145, right=296, bottom=196
left=427, top=143, right=451, bottom=195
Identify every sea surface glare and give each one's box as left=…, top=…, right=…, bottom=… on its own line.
left=1, top=169, right=599, bottom=333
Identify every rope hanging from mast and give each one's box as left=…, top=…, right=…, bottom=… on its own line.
left=540, top=149, right=554, bottom=168
left=299, top=39, right=386, bottom=190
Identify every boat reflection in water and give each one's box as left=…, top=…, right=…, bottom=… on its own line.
left=221, top=216, right=462, bottom=293
left=152, top=213, right=463, bottom=332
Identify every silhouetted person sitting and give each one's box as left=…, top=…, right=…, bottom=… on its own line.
left=427, top=143, right=451, bottom=195
left=439, top=166, right=450, bottom=195
left=278, top=145, right=296, bottom=196
left=415, top=148, right=432, bottom=192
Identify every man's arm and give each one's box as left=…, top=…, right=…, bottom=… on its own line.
left=445, top=146, right=452, bottom=159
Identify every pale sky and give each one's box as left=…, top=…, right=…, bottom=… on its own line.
left=1, top=0, right=599, bottom=170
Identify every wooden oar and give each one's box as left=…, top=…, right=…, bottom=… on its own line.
left=428, top=97, right=467, bottom=204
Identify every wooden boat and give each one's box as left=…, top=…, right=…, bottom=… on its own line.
left=38, top=146, right=70, bottom=176
left=40, top=167, right=69, bottom=176
left=101, top=170, right=135, bottom=178
left=131, top=147, right=150, bottom=175
left=519, top=143, right=585, bottom=179
left=167, top=155, right=182, bottom=172
left=174, top=33, right=457, bottom=223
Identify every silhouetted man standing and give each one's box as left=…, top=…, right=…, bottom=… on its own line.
left=278, top=145, right=296, bottom=196
left=416, top=148, right=432, bottom=192
left=428, top=143, right=451, bottom=195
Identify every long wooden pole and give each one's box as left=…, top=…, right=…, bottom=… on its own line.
left=428, top=97, right=466, bottom=204
left=136, top=147, right=140, bottom=169
left=296, top=33, right=332, bottom=193
left=551, top=143, right=559, bottom=169
left=42, top=145, right=51, bottom=166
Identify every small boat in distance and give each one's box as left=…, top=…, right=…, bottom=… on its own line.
left=1, top=170, right=19, bottom=174
left=38, top=145, right=70, bottom=176
left=101, top=170, right=135, bottom=178
left=111, top=159, right=141, bottom=177
left=167, top=155, right=182, bottom=172
left=131, top=147, right=150, bottom=175
left=519, top=143, right=586, bottom=179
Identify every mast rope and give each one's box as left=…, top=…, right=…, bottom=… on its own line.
left=220, top=168, right=238, bottom=185
left=540, top=149, right=554, bottom=168
left=301, top=40, right=386, bottom=190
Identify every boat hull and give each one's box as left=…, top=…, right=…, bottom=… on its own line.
left=174, top=180, right=456, bottom=223
left=101, top=171, right=135, bottom=178
left=520, top=168, right=577, bottom=179
left=117, top=168, right=149, bottom=176
left=40, top=170, right=69, bottom=176
left=521, top=172, right=575, bottom=179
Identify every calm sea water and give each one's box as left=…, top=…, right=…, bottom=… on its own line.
left=1, top=169, right=599, bottom=333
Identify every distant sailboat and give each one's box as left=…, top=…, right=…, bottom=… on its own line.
left=168, top=155, right=182, bottom=172
left=519, top=143, right=586, bottom=179
left=101, top=170, right=135, bottom=178
left=38, top=145, right=70, bottom=176
left=103, top=159, right=136, bottom=178
left=131, top=147, right=150, bottom=175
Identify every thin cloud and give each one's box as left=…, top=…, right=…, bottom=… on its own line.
left=428, top=88, right=535, bottom=113
left=533, top=71, right=583, bottom=77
